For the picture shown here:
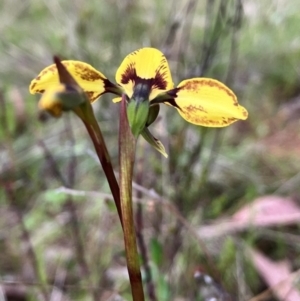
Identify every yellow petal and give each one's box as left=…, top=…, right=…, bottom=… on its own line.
left=38, top=84, right=66, bottom=117
left=171, top=78, right=248, bottom=127
left=115, top=48, right=174, bottom=101
left=30, top=61, right=116, bottom=102
left=38, top=83, right=87, bottom=118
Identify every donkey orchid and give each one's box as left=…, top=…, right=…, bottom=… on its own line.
left=30, top=47, right=248, bottom=155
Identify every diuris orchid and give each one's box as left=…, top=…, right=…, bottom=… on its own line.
left=30, top=47, right=248, bottom=156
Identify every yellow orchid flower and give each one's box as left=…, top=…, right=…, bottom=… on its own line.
left=30, top=48, right=247, bottom=156
left=33, top=56, right=96, bottom=122
left=30, top=47, right=248, bottom=126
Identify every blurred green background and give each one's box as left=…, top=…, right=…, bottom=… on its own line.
left=1, top=0, right=300, bottom=300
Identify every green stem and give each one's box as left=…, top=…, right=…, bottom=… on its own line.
left=119, top=94, right=145, bottom=300
left=82, top=112, right=123, bottom=229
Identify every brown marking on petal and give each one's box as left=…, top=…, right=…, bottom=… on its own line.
left=85, top=91, right=98, bottom=100
left=103, top=78, right=118, bottom=91
left=184, top=79, right=238, bottom=106
left=30, top=82, right=37, bottom=91
left=180, top=105, right=239, bottom=126
left=153, top=69, right=168, bottom=89
left=153, top=58, right=169, bottom=90
left=182, top=113, right=238, bottom=126
left=121, top=63, right=137, bottom=84
left=221, top=116, right=237, bottom=124
left=165, top=98, right=180, bottom=108
left=73, top=63, right=104, bottom=81
left=182, top=79, right=198, bottom=91
left=162, top=88, right=180, bottom=108
left=50, top=103, right=63, bottom=117
left=185, top=104, right=207, bottom=114
left=121, top=65, right=155, bottom=92
left=166, top=87, right=180, bottom=98
left=121, top=60, right=169, bottom=92
left=42, top=65, right=57, bottom=76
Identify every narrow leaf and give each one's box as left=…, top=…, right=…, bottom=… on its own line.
left=141, top=127, right=168, bottom=158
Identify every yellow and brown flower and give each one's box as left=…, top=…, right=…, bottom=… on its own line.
left=30, top=47, right=247, bottom=127
left=30, top=48, right=248, bottom=155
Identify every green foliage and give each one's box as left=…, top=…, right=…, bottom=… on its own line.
left=150, top=238, right=163, bottom=267
left=218, top=237, right=236, bottom=287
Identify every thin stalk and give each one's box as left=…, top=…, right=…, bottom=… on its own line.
left=119, top=95, right=145, bottom=301
left=82, top=114, right=123, bottom=229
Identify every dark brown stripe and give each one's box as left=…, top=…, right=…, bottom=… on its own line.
left=165, top=87, right=181, bottom=109
left=121, top=64, right=168, bottom=91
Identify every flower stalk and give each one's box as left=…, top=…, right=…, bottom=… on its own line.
left=119, top=94, right=145, bottom=300
left=38, top=57, right=123, bottom=228
left=81, top=111, right=123, bottom=228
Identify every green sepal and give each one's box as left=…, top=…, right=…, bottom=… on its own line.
left=146, top=105, right=160, bottom=127
left=127, top=98, right=150, bottom=137
left=141, top=127, right=168, bottom=158
left=56, top=88, right=87, bottom=110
